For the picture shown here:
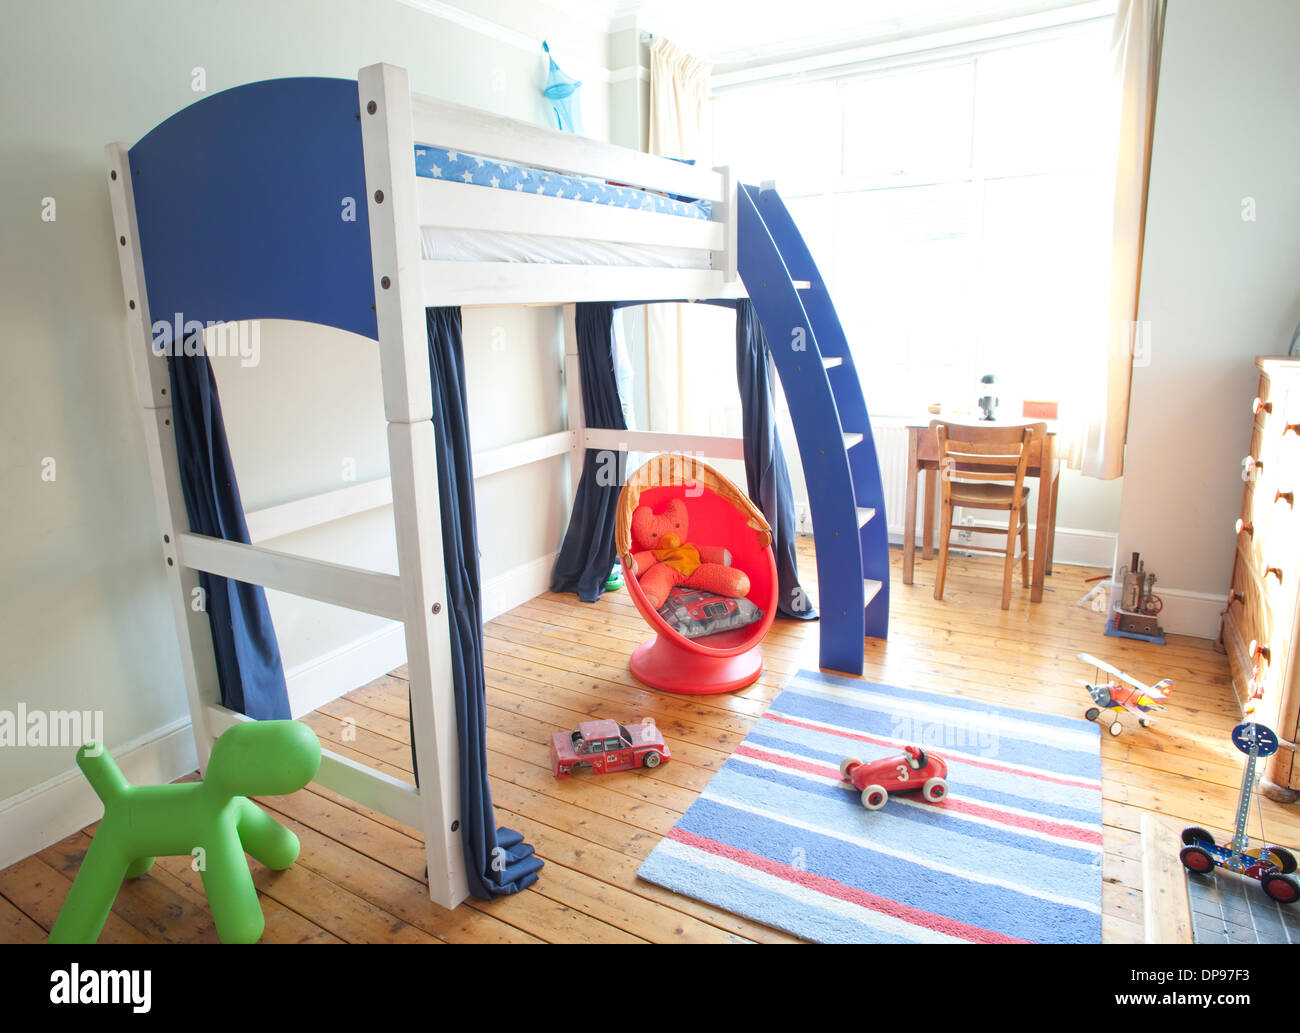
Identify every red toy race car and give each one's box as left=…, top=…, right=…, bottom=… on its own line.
left=551, top=718, right=670, bottom=778
left=840, top=745, right=949, bottom=810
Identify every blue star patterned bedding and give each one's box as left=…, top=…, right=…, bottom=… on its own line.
left=414, top=146, right=712, bottom=221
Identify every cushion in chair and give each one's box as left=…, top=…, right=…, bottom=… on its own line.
left=657, top=587, right=764, bottom=640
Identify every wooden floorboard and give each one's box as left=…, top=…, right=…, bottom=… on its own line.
left=2, top=539, right=1288, bottom=943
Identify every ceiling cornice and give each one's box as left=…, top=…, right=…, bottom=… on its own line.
left=533, top=0, right=643, bottom=33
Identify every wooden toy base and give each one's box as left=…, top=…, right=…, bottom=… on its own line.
left=1104, top=622, right=1166, bottom=645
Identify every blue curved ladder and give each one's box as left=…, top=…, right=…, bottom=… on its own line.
left=735, top=182, right=890, bottom=674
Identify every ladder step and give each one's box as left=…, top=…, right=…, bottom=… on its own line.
left=822, top=355, right=843, bottom=369
left=205, top=704, right=425, bottom=826
left=864, top=579, right=884, bottom=607
left=842, top=432, right=863, bottom=451
left=857, top=507, right=876, bottom=528
left=177, top=532, right=405, bottom=621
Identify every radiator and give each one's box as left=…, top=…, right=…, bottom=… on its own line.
left=870, top=418, right=919, bottom=542
left=788, top=416, right=921, bottom=542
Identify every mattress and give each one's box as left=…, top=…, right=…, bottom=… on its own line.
left=418, top=226, right=711, bottom=269
left=413, top=146, right=712, bottom=221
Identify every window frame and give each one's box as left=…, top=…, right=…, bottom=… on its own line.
left=710, top=20, right=1114, bottom=418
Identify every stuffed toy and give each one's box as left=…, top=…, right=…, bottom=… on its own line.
left=628, top=497, right=750, bottom=610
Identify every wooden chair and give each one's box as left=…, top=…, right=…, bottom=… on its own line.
left=931, top=421, right=1046, bottom=610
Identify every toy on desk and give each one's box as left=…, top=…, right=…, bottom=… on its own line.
left=1077, top=651, right=1173, bottom=736
left=839, top=745, right=949, bottom=810
left=976, top=374, right=998, bottom=420
left=551, top=718, right=670, bottom=777
left=49, top=720, right=322, bottom=944
left=1179, top=721, right=1299, bottom=905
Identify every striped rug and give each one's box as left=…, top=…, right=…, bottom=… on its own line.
left=638, top=670, right=1104, bottom=943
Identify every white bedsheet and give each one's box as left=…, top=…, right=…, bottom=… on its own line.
left=419, top=226, right=712, bottom=270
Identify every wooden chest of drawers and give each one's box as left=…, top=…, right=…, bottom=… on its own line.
left=1221, top=357, right=1300, bottom=799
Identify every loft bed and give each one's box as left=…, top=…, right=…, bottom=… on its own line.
left=105, top=63, right=891, bottom=912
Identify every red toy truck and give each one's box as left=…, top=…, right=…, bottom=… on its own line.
left=840, top=745, right=949, bottom=809
left=551, top=719, right=670, bottom=777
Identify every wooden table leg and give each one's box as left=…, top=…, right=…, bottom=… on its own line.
left=903, top=428, right=919, bottom=585
left=922, top=466, right=937, bottom=560
left=1046, top=465, right=1061, bottom=576
left=1030, top=436, right=1058, bottom=602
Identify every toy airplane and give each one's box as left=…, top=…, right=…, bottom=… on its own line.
left=1076, top=652, right=1174, bottom=736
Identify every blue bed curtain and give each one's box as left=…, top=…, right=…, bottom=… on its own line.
left=423, top=307, right=543, bottom=898
left=735, top=300, right=816, bottom=621
left=550, top=303, right=626, bottom=602
left=166, top=344, right=291, bottom=719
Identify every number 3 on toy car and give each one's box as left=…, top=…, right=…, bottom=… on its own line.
left=896, top=764, right=909, bottom=782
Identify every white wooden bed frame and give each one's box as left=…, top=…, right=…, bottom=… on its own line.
left=105, top=63, right=749, bottom=910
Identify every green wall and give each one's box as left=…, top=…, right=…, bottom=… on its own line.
left=0, top=0, right=608, bottom=805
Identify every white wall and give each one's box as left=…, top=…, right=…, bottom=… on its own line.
left=1118, top=0, right=1300, bottom=637
left=0, top=0, right=608, bottom=830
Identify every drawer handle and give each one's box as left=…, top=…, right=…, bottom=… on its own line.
left=1229, top=589, right=1245, bottom=605
left=1277, top=490, right=1295, bottom=507
left=1243, top=456, right=1263, bottom=481
left=1265, top=566, right=1284, bottom=585
left=1286, top=422, right=1300, bottom=436
left=1254, top=397, right=1273, bottom=415
left=1236, top=518, right=1254, bottom=536
left=1250, top=640, right=1272, bottom=664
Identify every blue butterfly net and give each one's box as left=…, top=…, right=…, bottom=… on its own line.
left=542, top=41, right=583, bottom=135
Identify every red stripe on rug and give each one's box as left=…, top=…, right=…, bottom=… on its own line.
left=733, top=744, right=1103, bottom=846
left=762, top=711, right=1100, bottom=791
left=926, top=797, right=1103, bottom=846
left=667, top=826, right=1029, bottom=944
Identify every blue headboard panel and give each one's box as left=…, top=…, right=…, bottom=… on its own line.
left=129, top=76, right=378, bottom=342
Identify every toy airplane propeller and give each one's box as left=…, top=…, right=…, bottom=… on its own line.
left=1077, top=652, right=1174, bottom=736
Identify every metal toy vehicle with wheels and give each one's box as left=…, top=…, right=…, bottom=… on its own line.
left=550, top=718, right=670, bottom=778
left=1179, top=721, right=1300, bottom=905
left=839, top=745, right=949, bottom=810
left=1077, top=652, right=1173, bottom=736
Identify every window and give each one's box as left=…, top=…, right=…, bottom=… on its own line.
left=711, top=22, right=1114, bottom=418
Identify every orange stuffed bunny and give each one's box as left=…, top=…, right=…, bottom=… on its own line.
left=627, top=497, right=751, bottom=610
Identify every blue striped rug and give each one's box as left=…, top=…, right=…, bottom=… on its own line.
left=638, top=670, right=1104, bottom=943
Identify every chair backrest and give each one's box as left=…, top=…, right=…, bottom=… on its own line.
left=930, top=420, right=1046, bottom=506
left=616, top=453, right=773, bottom=564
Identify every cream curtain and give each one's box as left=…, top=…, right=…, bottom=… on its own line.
left=1061, top=0, right=1166, bottom=478
left=646, top=37, right=714, bottom=435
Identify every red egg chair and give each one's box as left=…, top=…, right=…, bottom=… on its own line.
left=615, top=454, right=778, bottom=694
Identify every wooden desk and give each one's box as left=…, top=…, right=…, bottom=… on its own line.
left=901, top=419, right=1061, bottom=602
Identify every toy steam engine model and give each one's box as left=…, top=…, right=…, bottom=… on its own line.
left=1112, top=551, right=1164, bottom=639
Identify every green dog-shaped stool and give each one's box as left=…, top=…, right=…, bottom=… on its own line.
left=50, top=720, right=321, bottom=944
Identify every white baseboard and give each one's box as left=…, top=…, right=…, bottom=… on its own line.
left=1039, top=527, right=1117, bottom=570
left=482, top=550, right=558, bottom=622
left=1146, top=586, right=1227, bottom=640
left=0, top=717, right=198, bottom=874
left=887, top=525, right=1117, bottom=570
left=283, top=550, right=559, bottom=716
left=285, top=621, right=409, bottom=719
